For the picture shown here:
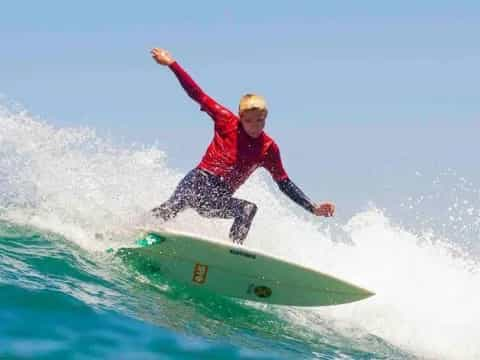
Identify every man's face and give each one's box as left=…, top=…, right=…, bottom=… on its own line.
left=239, top=109, right=267, bottom=138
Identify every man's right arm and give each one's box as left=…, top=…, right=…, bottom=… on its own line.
left=151, top=48, right=233, bottom=121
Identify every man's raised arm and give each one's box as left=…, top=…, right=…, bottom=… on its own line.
left=151, top=48, right=231, bottom=120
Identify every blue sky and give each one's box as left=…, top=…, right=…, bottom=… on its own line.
left=1, top=1, right=479, bottom=214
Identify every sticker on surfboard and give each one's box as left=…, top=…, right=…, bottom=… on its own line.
left=192, top=263, right=209, bottom=284
left=247, top=283, right=272, bottom=298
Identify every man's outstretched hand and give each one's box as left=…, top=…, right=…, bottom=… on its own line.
left=313, top=202, right=335, bottom=217
left=151, top=48, right=175, bottom=66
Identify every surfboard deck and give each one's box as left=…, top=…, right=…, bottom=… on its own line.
left=117, top=228, right=374, bottom=307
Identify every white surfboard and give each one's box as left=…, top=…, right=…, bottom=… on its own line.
left=118, top=228, right=374, bottom=307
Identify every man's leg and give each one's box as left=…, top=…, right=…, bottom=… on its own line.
left=151, top=170, right=199, bottom=222
left=196, top=197, right=258, bottom=244
left=227, top=198, right=258, bottom=244
left=151, top=195, right=187, bottom=222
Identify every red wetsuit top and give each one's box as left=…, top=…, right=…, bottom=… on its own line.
left=169, top=62, right=289, bottom=191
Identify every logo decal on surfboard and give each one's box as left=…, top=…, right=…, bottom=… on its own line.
left=192, top=263, right=209, bottom=284
left=254, top=286, right=272, bottom=298
left=247, top=284, right=272, bottom=298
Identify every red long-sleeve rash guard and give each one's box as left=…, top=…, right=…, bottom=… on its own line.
left=169, top=61, right=289, bottom=191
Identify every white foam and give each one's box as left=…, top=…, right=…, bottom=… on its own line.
left=277, top=209, right=480, bottom=359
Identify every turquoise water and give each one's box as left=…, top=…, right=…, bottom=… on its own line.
left=0, top=222, right=407, bottom=359
left=2, top=105, right=480, bottom=359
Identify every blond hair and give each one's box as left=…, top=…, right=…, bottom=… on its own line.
left=238, top=94, right=268, bottom=115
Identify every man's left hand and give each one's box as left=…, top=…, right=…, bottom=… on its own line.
left=313, top=202, right=335, bottom=217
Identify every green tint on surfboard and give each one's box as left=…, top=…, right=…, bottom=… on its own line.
left=118, top=228, right=374, bottom=307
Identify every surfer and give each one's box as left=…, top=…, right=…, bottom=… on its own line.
left=150, top=48, right=335, bottom=244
